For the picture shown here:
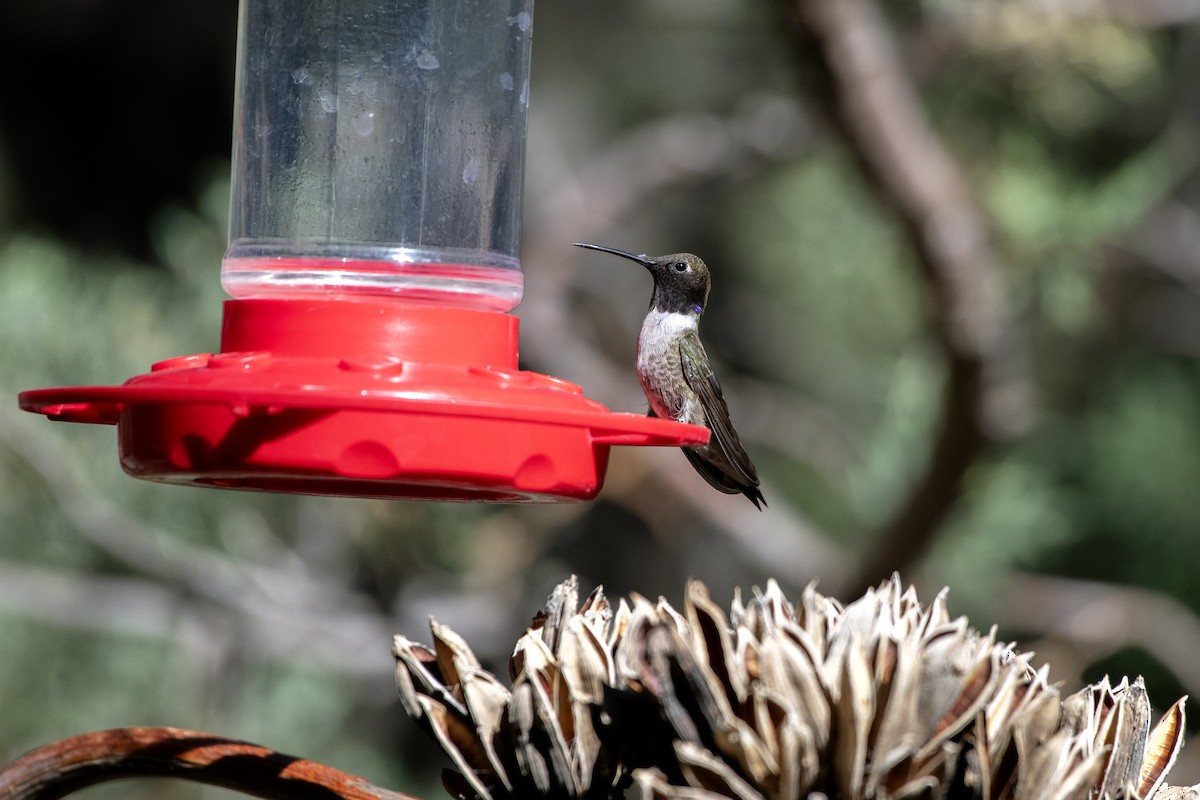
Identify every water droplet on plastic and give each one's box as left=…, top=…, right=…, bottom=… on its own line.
left=352, top=112, right=375, bottom=137
left=348, top=77, right=377, bottom=97
left=462, top=158, right=479, bottom=185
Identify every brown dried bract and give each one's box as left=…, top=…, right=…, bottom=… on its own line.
left=393, top=576, right=1192, bottom=800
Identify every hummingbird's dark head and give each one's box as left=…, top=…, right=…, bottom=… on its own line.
left=573, top=243, right=712, bottom=315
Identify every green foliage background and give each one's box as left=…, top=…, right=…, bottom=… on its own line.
left=3, top=0, right=1200, bottom=796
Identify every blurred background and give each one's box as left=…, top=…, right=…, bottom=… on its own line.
left=3, top=0, right=1200, bottom=796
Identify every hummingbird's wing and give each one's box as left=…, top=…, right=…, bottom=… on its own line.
left=677, top=331, right=765, bottom=508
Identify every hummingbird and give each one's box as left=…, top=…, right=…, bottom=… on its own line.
left=574, top=243, right=766, bottom=510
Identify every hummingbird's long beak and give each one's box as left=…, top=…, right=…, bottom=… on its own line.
left=573, top=242, right=655, bottom=268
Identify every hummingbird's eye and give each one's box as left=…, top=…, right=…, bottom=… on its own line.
left=673, top=261, right=687, bottom=272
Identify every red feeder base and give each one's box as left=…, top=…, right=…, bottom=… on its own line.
left=19, top=299, right=709, bottom=502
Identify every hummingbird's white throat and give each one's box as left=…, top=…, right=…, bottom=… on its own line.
left=638, top=309, right=699, bottom=352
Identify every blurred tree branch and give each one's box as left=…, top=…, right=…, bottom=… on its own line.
left=0, top=398, right=397, bottom=677
left=779, top=0, right=1029, bottom=592
left=998, top=572, right=1200, bottom=703
left=1029, top=0, right=1200, bottom=26
left=1126, top=195, right=1200, bottom=303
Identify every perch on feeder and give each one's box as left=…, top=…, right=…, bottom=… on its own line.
left=19, top=0, right=708, bottom=502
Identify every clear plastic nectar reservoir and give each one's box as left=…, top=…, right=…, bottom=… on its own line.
left=223, top=0, right=533, bottom=311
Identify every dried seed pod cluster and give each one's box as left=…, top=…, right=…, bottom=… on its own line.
left=393, top=576, right=1191, bottom=800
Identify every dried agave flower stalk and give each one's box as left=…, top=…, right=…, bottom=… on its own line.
left=393, top=576, right=1193, bottom=800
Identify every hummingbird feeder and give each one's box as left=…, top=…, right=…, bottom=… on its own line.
left=19, top=0, right=708, bottom=502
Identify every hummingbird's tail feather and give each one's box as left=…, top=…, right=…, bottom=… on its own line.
left=745, top=485, right=767, bottom=511
left=676, top=342, right=765, bottom=509
left=682, top=445, right=766, bottom=511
